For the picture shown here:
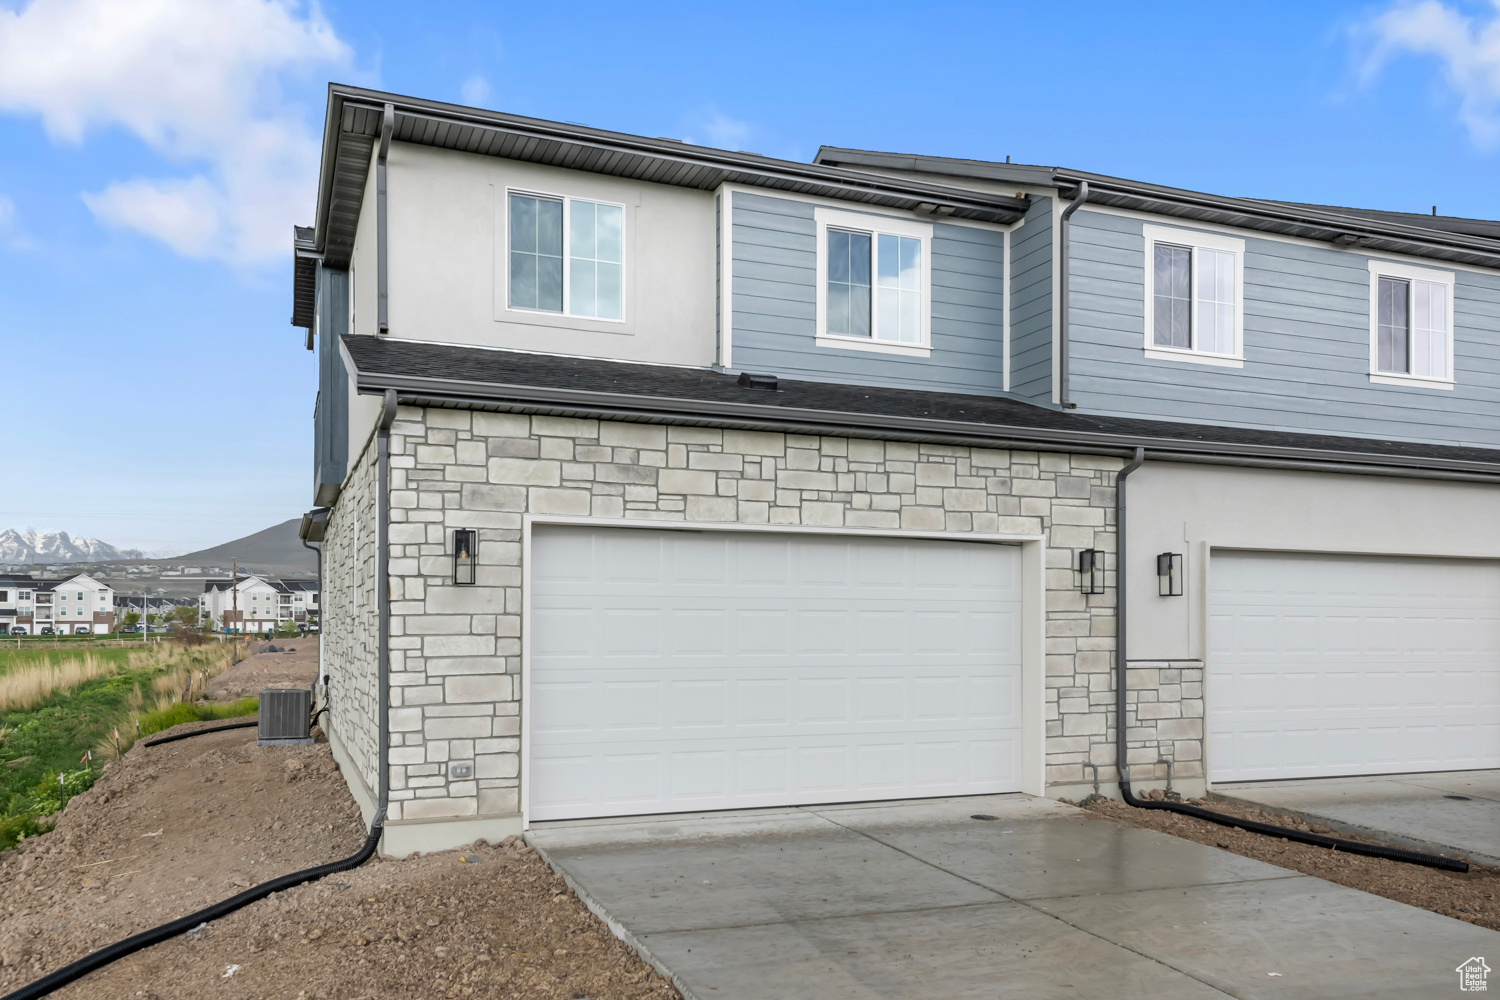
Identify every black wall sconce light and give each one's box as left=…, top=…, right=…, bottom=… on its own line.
left=454, top=529, right=477, bottom=585
left=1078, top=549, right=1105, bottom=595
left=1157, top=552, right=1183, bottom=596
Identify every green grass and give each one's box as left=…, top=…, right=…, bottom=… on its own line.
left=136, top=697, right=257, bottom=739
left=0, top=645, right=239, bottom=852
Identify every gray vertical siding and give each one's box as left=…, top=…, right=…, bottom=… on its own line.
left=1068, top=210, right=1500, bottom=447
left=315, top=266, right=350, bottom=500
left=1008, top=196, right=1054, bottom=406
left=728, top=191, right=1007, bottom=394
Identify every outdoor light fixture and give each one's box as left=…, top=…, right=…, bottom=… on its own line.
left=453, top=529, right=477, bottom=585
left=1078, top=549, right=1105, bottom=595
left=1157, top=552, right=1183, bottom=597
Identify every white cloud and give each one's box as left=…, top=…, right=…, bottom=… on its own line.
left=0, top=193, right=23, bottom=249
left=0, top=0, right=352, bottom=265
left=1362, top=0, right=1500, bottom=147
left=460, top=74, right=491, bottom=108
left=680, top=109, right=754, bottom=151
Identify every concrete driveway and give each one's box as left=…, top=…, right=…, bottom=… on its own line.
left=1216, top=770, right=1500, bottom=867
left=528, top=795, right=1499, bottom=1000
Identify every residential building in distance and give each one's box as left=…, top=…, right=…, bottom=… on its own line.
left=295, top=84, right=1500, bottom=855
left=200, top=576, right=319, bottom=633
left=7, top=574, right=117, bottom=635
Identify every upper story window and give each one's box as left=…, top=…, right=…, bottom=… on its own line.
left=507, top=191, right=624, bottom=321
left=815, top=207, right=932, bottom=358
left=1142, top=224, right=1245, bottom=368
left=1368, top=260, right=1455, bottom=390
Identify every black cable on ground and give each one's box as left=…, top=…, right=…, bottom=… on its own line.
left=141, top=718, right=257, bottom=747
left=1, top=824, right=382, bottom=1000
left=1119, top=787, right=1469, bottom=873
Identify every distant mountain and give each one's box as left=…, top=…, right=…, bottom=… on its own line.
left=0, top=529, right=142, bottom=564
left=168, top=518, right=315, bottom=576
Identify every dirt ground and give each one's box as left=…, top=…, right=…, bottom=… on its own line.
left=1081, top=794, right=1500, bottom=932
left=206, top=639, right=321, bottom=702
left=0, top=718, right=678, bottom=998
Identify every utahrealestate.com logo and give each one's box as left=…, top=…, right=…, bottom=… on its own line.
left=1458, top=957, right=1491, bottom=992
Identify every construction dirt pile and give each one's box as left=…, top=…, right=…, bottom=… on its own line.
left=1083, top=795, right=1500, bottom=932
left=0, top=722, right=679, bottom=999
left=205, top=638, right=320, bottom=701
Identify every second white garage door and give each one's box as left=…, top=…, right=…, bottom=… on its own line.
left=1209, top=550, right=1500, bottom=783
left=528, top=526, right=1023, bottom=821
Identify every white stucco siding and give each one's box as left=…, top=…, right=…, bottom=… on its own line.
left=1127, top=462, right=1500, bottom=662
left=384, top=143, right=717, bottom=366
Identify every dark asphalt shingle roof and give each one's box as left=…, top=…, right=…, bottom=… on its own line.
left=342, top=336, right=1500, bottom=472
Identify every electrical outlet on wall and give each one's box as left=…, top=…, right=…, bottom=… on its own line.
left=449, top=762, right=473, bottom=778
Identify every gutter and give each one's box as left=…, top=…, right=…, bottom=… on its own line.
left=1058, top=181, right=1089, bottom=410
left=350, top=369, right=1500, bottom=482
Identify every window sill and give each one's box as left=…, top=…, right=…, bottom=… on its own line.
left=1143, top=347, right=1243, bottom=369
left=1369, top=373, right=1455, bottom=391
left=815, top=334, right=931, bottom=358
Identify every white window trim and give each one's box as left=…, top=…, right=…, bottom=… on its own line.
left=503, top=187, right=628, bottom=324
left=814, top=207, right=933, bottom=358
left=1366, top=259, right=1456, bottom=390
left=1141, top=223, right=1246, bottom=365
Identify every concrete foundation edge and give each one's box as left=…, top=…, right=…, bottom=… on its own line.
left=528, top=838, right=701, bottom=1000
left=1047, top=778, right=1208, bottom=802
left=325, top=721, right=524, bottom=856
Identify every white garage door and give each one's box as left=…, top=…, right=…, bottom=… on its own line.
left=528, top=526, right=1023, bottom=821
left=1209, top=551, right=1500, bottom=782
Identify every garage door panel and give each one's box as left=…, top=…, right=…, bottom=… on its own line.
left=530, top=527, right=1024, bottom=820
left=1210, top=551, right=1500, bottom=782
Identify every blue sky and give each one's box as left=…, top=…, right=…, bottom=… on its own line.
left=2, top=0, right=1498, bottom=553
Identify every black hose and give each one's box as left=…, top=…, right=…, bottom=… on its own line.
left=141, top=719, right=257, bottom=747
left=1, top=823, right=382, bottom=1000
left=1119, top=786, right=1469, bottom=872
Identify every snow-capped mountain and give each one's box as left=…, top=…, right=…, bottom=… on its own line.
left=0, top=529, right=143, bottom=564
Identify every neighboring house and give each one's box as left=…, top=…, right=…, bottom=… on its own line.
left=294, top=84, right=1500, bottom=855
left=200, top=576, right=318, bottom=632
left=0, top=574, right=38, bottom=634
left=36, top=574, right=115, bottom=635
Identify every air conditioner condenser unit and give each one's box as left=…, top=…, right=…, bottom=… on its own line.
left=258, top=688, right=313, bottom=745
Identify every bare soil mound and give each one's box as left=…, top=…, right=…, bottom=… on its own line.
left=206, top=639, right=320, bottom=702
left=0, top=722, right=677, bottom=999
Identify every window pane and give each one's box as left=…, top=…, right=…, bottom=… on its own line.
left=877, top=234, right=899, bottom=287
left=899, top=236, right=920, bottom=290
left=828, top=282, right=850, bottom=335
left=570, top=258, right=596, bottom=318
left=596, top=262, right=622, bottom=321
left=827, top=229, right=870, bottom=337
left=1153, top=244, right=1191, bottom=349
left=596, top=205, right=623, bottom=263
left=1195, top=249, right=1235, bottom=354
left=538, top=254, right=562, bottom=311
left=1412, top=279, right=1447, bottom=378
left=1377, top=276, right=1409, bottom=374
left=898, top=289, right=920, bottom=343
left=510, top=252, right=537, bottom=309
left=570, top=201, right=596, bottom=261
left=510, top=195, right=537, bottom=253
left=537, top=199, right=563, bottom=256
left=878, top=286, right=899, bottom=341
left=509, top=194, right=563, bottom=312
left=568, top=200, right=622, bottom=318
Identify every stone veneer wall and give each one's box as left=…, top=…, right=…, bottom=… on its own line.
left=318, top=405, right=1205, bottom=829
left=321, top=440, right=380, bottom=802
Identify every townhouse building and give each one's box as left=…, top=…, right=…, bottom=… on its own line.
left=295, top=84, right=1500, bottom=855
left=200, top=576, right=320, bottom=633
left=2, top=574, right=116, bottom=635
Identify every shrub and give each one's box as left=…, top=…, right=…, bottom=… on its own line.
left=0, top=813, right=53, bottom=852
